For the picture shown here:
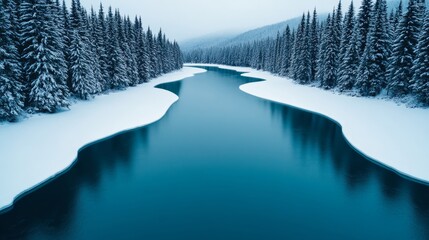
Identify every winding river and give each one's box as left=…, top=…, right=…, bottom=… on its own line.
left=1, top=67, right=429, bottom=239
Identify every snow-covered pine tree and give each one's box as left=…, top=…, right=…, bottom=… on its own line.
left=338, top=26, right=360, bottom=91
left=339, top=2, right=355, bottom=62
left=69, top=0, right=100, bottom=99
left=96, top=3, right=109, bottom=90
left=135, top=17, right=150, bottom=83
left=357, top=0, right=374, bottom=55
left=356, top=0, right=390, bottom=96
left=290, top=14, right=306, bottom=81
left=390, top=1, right=403, bottom=42
left=320, top=10, right=339, bottom=89
left=156, top=29, right=165, bottom=76
left=334, top=0, right=343, bottom=50
left=86, top=7, right=103, bottom=93
left=338, top=3, right=359, bottom=91
left=124, top=16, right=139, bottom=85
left=316, top=14, right=331, bottom=83
left=411, top=11, right=429, bottom=104
left=280, top=25, right=292, bottom=77
left=61, top=0, right=73, bottom=90
left=296, top=12, right=312, bottom=84
left=387, top=0, right=421, bottom=96
left=147, top=28, right=158, bottom=78
left=106, top=7, right=129, bottom=89
left=0, top=0, right=24, bottom=121
left=20, top=0, right=70, bottom=113
left=309, top=9, right=319, bottom=81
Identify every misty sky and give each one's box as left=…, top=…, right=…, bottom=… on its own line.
left=72, top=0, right=357, bottom=42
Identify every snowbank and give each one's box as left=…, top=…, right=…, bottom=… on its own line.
left=0, top=67, right=206, bottom=212
left=187, top=64, right=429, bottom=185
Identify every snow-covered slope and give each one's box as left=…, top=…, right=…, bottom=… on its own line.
left=181, top=15, right=322, bottom=52
left=188, top=64, right=429, bottom=185
left=0, top=67, right=206, bottom=212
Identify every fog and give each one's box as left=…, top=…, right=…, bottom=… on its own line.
left=69, top=0, right=358, bottom=41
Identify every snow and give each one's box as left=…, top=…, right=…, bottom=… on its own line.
left=187, top=64, right=429, bottom=185
left=0, top=67, right=206, bottom=212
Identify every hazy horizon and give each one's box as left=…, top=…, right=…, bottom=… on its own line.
left=69, top=0, right=359, bottom=42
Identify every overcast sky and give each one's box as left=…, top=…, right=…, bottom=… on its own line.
left=71, top=0, right=358, bottom=42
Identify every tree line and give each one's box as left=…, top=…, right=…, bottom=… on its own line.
left=186, top=0, right=429, bottom=106
left=0, top=0, right=183, bottom=122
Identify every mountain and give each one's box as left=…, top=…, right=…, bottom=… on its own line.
left=180, top=15, right=324, bottom=52
left=179, top=33, right=237, bottom=52
left=181, top=0, right=429, bottom=53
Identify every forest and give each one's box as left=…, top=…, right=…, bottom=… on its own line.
left=0, top=0, right=183, bottom=122
left=186, top=0, right=429, bottom=106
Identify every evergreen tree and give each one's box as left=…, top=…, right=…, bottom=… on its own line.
left=147, top=28, right=158, bottom=78
left=340, top=2, right=355, bottom=62
left=338, top=26, right=360, bottom=91
left=316, top=14, right=331, bottom=83
left=357, top=0, right=373, bottom=55
left=69, top=0, right=99, bottom=99
left=106, top=7, right=128, bottom=89
left=309, top=9, right=319, bottom=81
left=411, top=12, right=429, bottom=104
left=20, top=0, right=69, bottom=112
left=0, top=0, right=24, bottom=121
left=388, top=0, right=421, bottom=96
left=96, top=3, right=109, bottom=90
left=356, top=0, right=390, bottom=96
left=280, top=25, right=292, bottom=77
left=135, top=17, right=150, bottom=82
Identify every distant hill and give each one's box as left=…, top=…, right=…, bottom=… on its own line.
left=179, top=33, right=237, bottom=52
left=181, top=0, right=428, bottom=53
left=180, top=15, right=326, bottom=53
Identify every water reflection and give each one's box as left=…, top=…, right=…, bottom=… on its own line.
left=1, top=67, right=429, bottom=240
left=0, top=129, right=148, bottom=239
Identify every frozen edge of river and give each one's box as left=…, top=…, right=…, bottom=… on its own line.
left=187, top=64, right=429, bottom=186
left=0, top=67, right=206, bottom=212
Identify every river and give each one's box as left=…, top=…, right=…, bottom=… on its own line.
left=1, top=67, right=429, bottom=239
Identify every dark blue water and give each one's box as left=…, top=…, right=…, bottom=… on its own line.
left=1, top=67, right=429, bottom=240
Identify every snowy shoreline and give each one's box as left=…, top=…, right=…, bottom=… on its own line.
left=187, top=64, right=429, bottom=185
left=0, top=67, right=206, bottom=212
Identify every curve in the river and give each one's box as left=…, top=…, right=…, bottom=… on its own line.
left=1, top=67, right=429, bottom=240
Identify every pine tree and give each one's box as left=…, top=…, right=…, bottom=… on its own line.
left=0, top=0, right=24, bottom=121
left=147, top=28, right=158, bottom=78
left=411, top=12, right=429, bottom=104
left=96, top=3, right=109, bottom=90
left=135, top=17, right=150, bottom=82
left=356, top=0, right=390, bottom=96
left=318, top=12, right=338, bottom=89
left=387, top=0, right=421, bottom=96
left=20, top=0, right=69, bottom=113
left=338, top=26, right=360, bottom=91
left=316, top=14, right=331, bottom=83
left=309, top=9, right=319, bottom=81
left=280, top=25, right=292, bottom=77
left=357, top=0, right=374, bottom=55
left=106, top=7, right=128, bottom=89
left=293, top=13, right=312, bottom=83
left=340, top=2, right=355, bottom=62
left=69, top=0, right=100, bottom=99
left=124, top=16, right=139, bottom=85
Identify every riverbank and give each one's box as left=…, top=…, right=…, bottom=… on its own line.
left=187, top=64, right=429, bottom=185
left=0, top=67, right=206, bottom=211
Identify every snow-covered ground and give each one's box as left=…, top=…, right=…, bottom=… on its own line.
left=187, top=64, right=429, bottom=185
left=0, top=67, right=206, bottom=212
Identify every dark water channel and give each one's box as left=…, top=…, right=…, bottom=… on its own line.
left=1, top=67, right=429, bottom=239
